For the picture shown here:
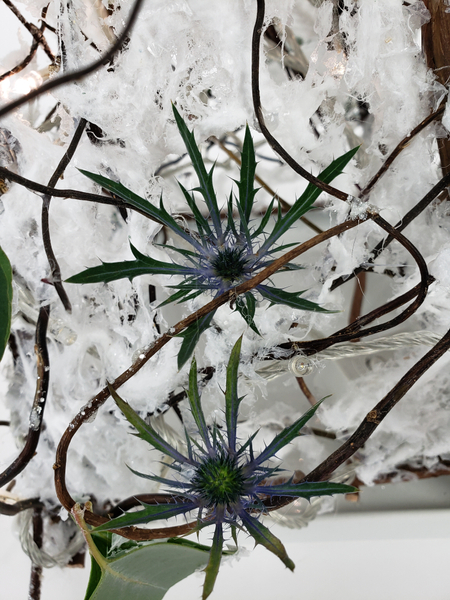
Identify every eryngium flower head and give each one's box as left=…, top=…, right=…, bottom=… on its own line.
left=68, top=106, right=358, bottom=367
left=95, top=338, right=356, bottom=599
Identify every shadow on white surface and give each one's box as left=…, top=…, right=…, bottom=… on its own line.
left=2, top=509, right=450, bottom=600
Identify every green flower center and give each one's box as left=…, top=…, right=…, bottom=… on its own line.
left=192, top=454, right=245, bottom=505
left=211, top=247, right=247, bottom=282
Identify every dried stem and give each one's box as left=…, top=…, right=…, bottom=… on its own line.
left=0, top=166, right=171, bottom=222
left=0, top=497, right=43, bottom=516
left=28, top=507, right=43, bottom=600
left=2, top=0, right=54, bottom=62
left=0, top=306, right=50, bottom=488
left=41, top=118, right=87, bottom=312
left=252, top=0, right=351, bottom=202
left=0, top=0, right=144, bottom=119
left=296, top=377, right=317, bottom=406
left=348, top=271, right=366, bottom=331
left=304, top=326, right=450, bottom=482
left=331, top=169, right=450, bottom=291
left=0, top=6, right=49, bottom=84
left=360, top=102, right=446, bottom=198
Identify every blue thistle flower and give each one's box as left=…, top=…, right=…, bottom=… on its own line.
left=67, top=106, right=358, bottom=367
left=95, top=337, right=357, bottom=600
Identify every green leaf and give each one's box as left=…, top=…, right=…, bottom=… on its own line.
left=84, top=534, right=210, bottom=600
left=157, top=288, right=203, bottom=308
left=176, top=309, right=216, bottom=370
left=178, top=182, right=213, bottom=239
left=235, top=293, right=260, bottom=335
left=225, top=336, right=243, bottom=452
left=78, top=170, right=203, bottom=252
left=172, top=105, right=222, bottom=237
left=67, top=243, right=194, bottom=284
left=238, top=125, right=257, bottom=223
left=254, top=480, right=358, bottom=499
left=188, top=356, right=211, bottom=448
left=240, top=511, right=295, bottom=571
left=252, top=399, right=326, bottom=466
left=0, top=246, right=12, bottom=362
left=262, top=146, right=359, bottom=249
left=93, top=500, right=196, bottom=532
left=108, top=384, right=192, bottom=465
left=251, top=198, right=275, bottom=239
left=202, top=523, right=224, bottom=600
left=258, top=284, right=332, bottom=313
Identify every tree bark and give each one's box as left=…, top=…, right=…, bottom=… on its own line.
left=422, top=0, right=450, bottom=193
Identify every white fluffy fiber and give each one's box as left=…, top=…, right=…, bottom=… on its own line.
left=1, top=0, right=449, bottom=528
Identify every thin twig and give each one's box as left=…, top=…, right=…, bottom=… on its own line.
left=360, top=102, right=446, bottom=198
left=263, top=325, right=450, bottom=511
left=0, top=497, right=43, bottom=516
left=348, top=271, right=366, bottom=339
left=0, top=166, right=168, bottom=223
left=330, top=170, right=450, bottom=291
left=296, top=377, right=317, bottom=406
left=2, top=0, right=54, bottom=62
left=252, top=0, right=351, bottom=202
left=0, top=5, right=51, bottom=83
left=41, top=118, right=87, bottom=312
left=0, top=306, right=50, bottom=488
left=0, top=0, right=144, bottom=119
left=0, top=35, right=40, bottom=84
left=28, top=507, right=43, bottom=600
left=305, top=326, right=450, bottom=482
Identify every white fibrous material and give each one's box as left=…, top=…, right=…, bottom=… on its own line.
left=1, top=0, right=450, bottom=554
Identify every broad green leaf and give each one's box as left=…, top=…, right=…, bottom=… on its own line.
left=258, top=284, right=332, bottom=313
left=176, top=309, right=216, bottom=370
left=225, top=336, right=243, bottom=452
left=0, top=246, right=12, bottom=362
left=84, top=534, right=210, bottom=600
left=261, top=146, right=359, bottom=250
left=172, top=105, right=222, bottom=237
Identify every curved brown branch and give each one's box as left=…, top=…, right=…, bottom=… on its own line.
left=331, top=169, right=450, bottom=291
left=0, top=497, right=43, bottom=516
left=54, top=217, right=363, bottom=538
left=3, top=0, right=54, bottom=62
left=252, top=0, right=351, bottom=202
left=264, top=326, right=450, bottom=512
left=305, top=326, right=450, bottom=483
left=0, top=0, right=144, bottom=119
left=0, top=306, right=50, bottom=488
left=41, top=118, right=87, bottom=313
left=360, top=102, right=446, bottom=198
left=29, top=507, right=43, bottom=600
